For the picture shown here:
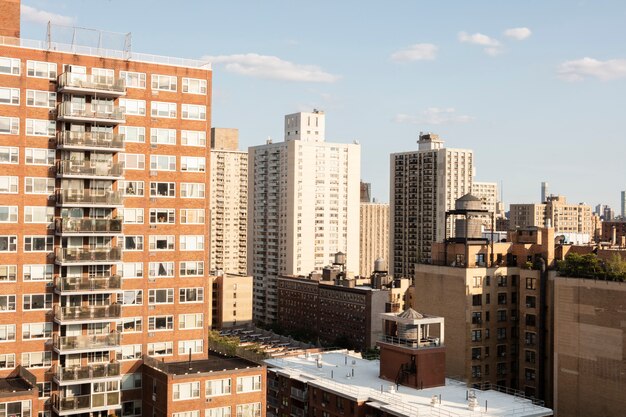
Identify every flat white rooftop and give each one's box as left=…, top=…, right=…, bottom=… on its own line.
left=265, top=351, right=552, bottom=417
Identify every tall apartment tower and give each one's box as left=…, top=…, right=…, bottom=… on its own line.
left=621, top=191, right=625, bottom=218
left=0, top=6, right=212, bottom=416
left=210, top=128, right=248, bottom=275
left=359, top=202, right=389, bottom=277
left=390, top=133, right=473, bottom=277
left=248, top=110, right=360, bottom=324
left=541, top=182, right=548, bottom=203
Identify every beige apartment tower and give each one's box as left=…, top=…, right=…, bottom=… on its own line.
left=210, top=128, right=248, bottom=275
left=510, top=195, right=593, bottom=236
left=359, top=202, right=389, bottom=277
left=248, top=110, right=361, bottom=324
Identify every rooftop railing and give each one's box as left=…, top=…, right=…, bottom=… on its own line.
left=58, top=72, right=126, bottom=94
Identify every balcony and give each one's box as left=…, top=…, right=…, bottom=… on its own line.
left=53, top=362, right=121, bottom=385
left=54, top=275, right=122, bottom=294
left=57, top=131, right=125, bottom=152
left=54, top=304, right=122, bottom=324
left=57, top=102, right=125, bottom=124
left=56, top=160, right=124, bottom=179
left=55, top=218, right=123, bottom=235
left=56, top=189, right=124, bottom=207
left=290, top=387, right=308, bottom=402
left=58, top=72, right=126, bottom=97
left=51, top=391, right=121, bottom=416
left=55, top=247, right=122, bottom=265
left=53, top=332, right=121, bottom=354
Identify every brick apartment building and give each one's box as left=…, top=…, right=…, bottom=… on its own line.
left=0, top=1, right=231, bottom=415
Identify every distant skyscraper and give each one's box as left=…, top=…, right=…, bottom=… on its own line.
left=248, top=110, right=360, bottom=324
left=541, top=181, right=549, bottom=203
left=210, top=128, right=248, bottom=275
left=360, top=181, right=371, bottom=203
left=360, top=202, right=389, bottom=276
left=621, top=191, right=626, bottom=218
left=390, top=133, right=473, bottom=277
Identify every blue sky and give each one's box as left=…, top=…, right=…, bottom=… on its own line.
left=20, top=0, right=626, bottom=209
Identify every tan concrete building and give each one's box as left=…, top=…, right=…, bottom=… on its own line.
left=510, top=195, right=593, bottom=237
left=359, top=202, right=389, bottom=277
left=210, top=128, right=248, bottom=275
left=390, top=133, right=473, bottom=276
left=212, top=273, right=253, bottom=329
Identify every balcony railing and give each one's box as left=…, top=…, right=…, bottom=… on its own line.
left=55, top=275, right=122, bottom=292
left=57, top=160, right=124, bottom=178
left=53, top=332, right=121, bottom=352
left=380, top=335, right=442, bottom=349
left=55, top=247, right=122, bottom=263
left=58, top=72, right=126, bottom=95
left=52, top=391, right=120, bottom=413
left=54, top=304, right=122, bottom=322
left=290, top=387, right=308, bottom=402
left=57, top=102, right=125, bottom=123
left=54, top=362, right=121, bottom=382
left=55, top=218, right=123, bottom=234
left=57, top=131, right=125, bottom=151
left=56, top=189, right=124, bottom=206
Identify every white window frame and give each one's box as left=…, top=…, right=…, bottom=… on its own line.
left=0, top=295, right=16, bottom=311
left=180, top=235, right=205, bottom=251
left=0, top=206, right=17, bottom=223
left=122, top=263, right=143, bottom=279
left=23, top=236, right=53, bottom=252
left=119, top=126, right=146, bottom=143
left=27, top=60, right=57, bottom=79
left=147, top=341, right=173, bottom=357
left=120, top=180, right=144, bottom=197
left=179, top=288, right=204, bottom=303
left=0, top=118, right=19, bottom=135
left=22, top=322, right=52, bottom=340
left=205, top=379, right=232, bottom=397
left=180, top=209, right=205, bottom=224
left=119, top=71, right=146, bottom=89
left=0, top=324, right=16, bottom=342
left=181, top=130, right=207, bottom=147
left=150, top=128, right=176, bottom=145
left=25, top=148, right=55, bottom=165
left=122, top=208, right=144, bottom=224
left=180, top=183, right=205, bottom=198
left=150, top=155, right=176, bottom=171
left=23, top=264, right=53, bottom=281
left=0, top=57, right=20, bottom=75
left=151, top=74, right=177, bottom=92
left=0, top=87, right=19, bottom=105
left=0, top=236, right=17, bottom=252
left=178, top=339, right=203, bottom=354
left=23, top=293, right=53, bottom=310
left=149, top=208, right=175, bottom=224
left=26, top=90, right=56, bottom=108
left=173, top=381, right=200, bottom=401
left=151, top=101, right=177, bottom=118
left=181, top=156, right=206, bottom=172
left=179, top=261, right=204, bottom=277
left=0, top=176, right=18, bottom=194
left=236, top=376, right=262, bottom=393
left=120, top=153, right=146, bottom=170
left=24, top=206, right=54, bottom=225
left=0, top=265, right=17, bottom=282
left=117, top=344, right=142, bottom=361
left=21, top=351, right=52, bottom=368
left=148, top=261, right=175, bottom=278
left=182, top=78, right=207, bottom=95
left=25, top=177, right=54, bottom=194
left=182, top=104, right=206, bottom=120
left=148, top=315, right=174, bottom=331
left=148, top=288, right=174, bottom=305
left=120, top=98, right=146, bottom=116
left=123, top=235, right=144, bottom=251
left=121, top=291, right=143, bottom=306
left=150, top=182, right=176, bottom=197
left=179, top=313, right=203, bottom=330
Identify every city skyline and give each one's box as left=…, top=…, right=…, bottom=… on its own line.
left=18, top=0, right=626, bottom=209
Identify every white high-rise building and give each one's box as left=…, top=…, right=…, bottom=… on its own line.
left=248, top=110, right=360, bottom=324
left=390, top=133, right=473, bottom=278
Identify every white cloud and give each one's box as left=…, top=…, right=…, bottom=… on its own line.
left=21, top=5, right=75, bottom=26
left=558, top=57, right=626, bottom=81
left=394, top=108, right=474, bottom=125
left=390, top=43, right=438, bottom=62
left=458, top=31, right=502, bottom=55
left=203, top=53, right=339, bottom=83
left=504, top=27, right=532, bottom=40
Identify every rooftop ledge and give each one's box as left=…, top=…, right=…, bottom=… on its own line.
left=0, top=34, right=211, bottom=70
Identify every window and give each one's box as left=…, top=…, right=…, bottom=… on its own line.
left=92, top=67, right=114, bottom=83
left=181, top=156, right=206, bottom=172
left=0, top=354, right=15, bottom=369
left=472, top=294, right=482, bottom=306
left=471, top=311, right=482, bottom=324
left=471, top=329, right=482, bottom=342
left=0, top=206, right=17, bottom=222
left=119, top=98, right=146, bottom=116
left=182, top=78, right=207, bottom=94
left=23, top=265, right=53, bottom=281
left=497, top=275, right=508, bottom=287
left=181, top=130, right=206, bottom=147
left=24, top=236, right=53, bottom=252
left=526, top=314, right=537, bottom=327
left=180, top=261, right=204, bottom=277
left=178, top=339, right=203, bottom=355
left=496, top=328, right=507, bottom=340
left=0, top=146, right=18, bottom=163
left=180, top=209, right=205, bottom=224
left=151, top=74, right=177, bottom=91
left=151, top=128, right=176, bottom=145
left=236, top=403, right=262, bottom=417
left=117, top=345, right=142, bottom=361
left=0, top=236, right=17, bottom=252
left=206, top=407, right=231, bottom=417
left=471, top=347, right=481, bottom=360
left=525, top=368, right=536, bottom=381
left=180, top=236, right=205, bottom=251
left=0, top=176, right=18, bottom=193
left=25, top=177, right=54, bottom=194
left=151, top=101, right=177, bottom=118
left=149, top=262, right=175, bottom=278
left=25, top=148, right=55, bottom=165
left=121, top=373, right=142, bottom=390
left=181, top=183, right=205, bottom=198
left=179, top=313, right=203, bottom=329
left=148, top=315, right=173, bottom=331
left=122, top=263, right=143, bottom=278
left=22, top=323, right=51, bottom=340
left=120, top=180, right=144, bottom=196
left=206, top=379, right=231, bottom=397
left=149, top=236, right=175, bottom=251
left=0, top=265, right=16, bottom=282
left=120, top=153, right=146, bottom=170
left=0, top=117, right=19, bottom=135
left=150, top=155, right=176, bottom=171
left=118, top=317, right=143, bottom=333
left=180, top=288, right=204, bottom=303
left=122, top=290, right=143, bottom=306
left=26, top=90, right=56, bottom=108
left=525, top=350, right=536, bottom=364
left=497, top=309, right=507, bottom=322
left=26, top=120, right=55, bottom=137
left=150, top=182, right=175, bottom=197
left=236, top=376, right=261, bottom=393
left=526, top=277, right=537, bottom=290
left=23, top=294, right=52, bottom=310
left=27, top=60, right=57, bottom=79
left=24, top=206, right=54, bottom=225
left=526, top=296, right=537, bottom=308
left=22, top=351, right=52, bottom=367
left=0, top=57, right=20, bottom=75
left=0, top=324, right=15, bottom=342
left=119, top=126, right=146, bottom=143
left=123, top=209, right=144, bottom=224
left=120, top=71, right=146, bottom=88
left=37, top=382, right=51, bottom=398
left=150, top=208, right=175, bottom=224
left=0, top=87, right=19, bottom=105
left=148, top=341, right=173, bottom=356
left=174, top=412, right=199, bottom=417
left=124, top=235, right=144, bottom=251
left=148, top=289, right=174, bottom=304
left=182, top=104, right=206, bottom=120
left=173, top=381, right=200, bottom=400
left=122, top=400, right=142, bottom=417
left=497, top=293, right=507, bottom=305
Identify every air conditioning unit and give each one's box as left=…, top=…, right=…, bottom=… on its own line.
left=148, top=332, right=155, bottom=337
left=149, top=170, right=157, bottom=176
left=148, top=305, right=155, bottom=310
left=148, top=277, right=156, bottom=283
